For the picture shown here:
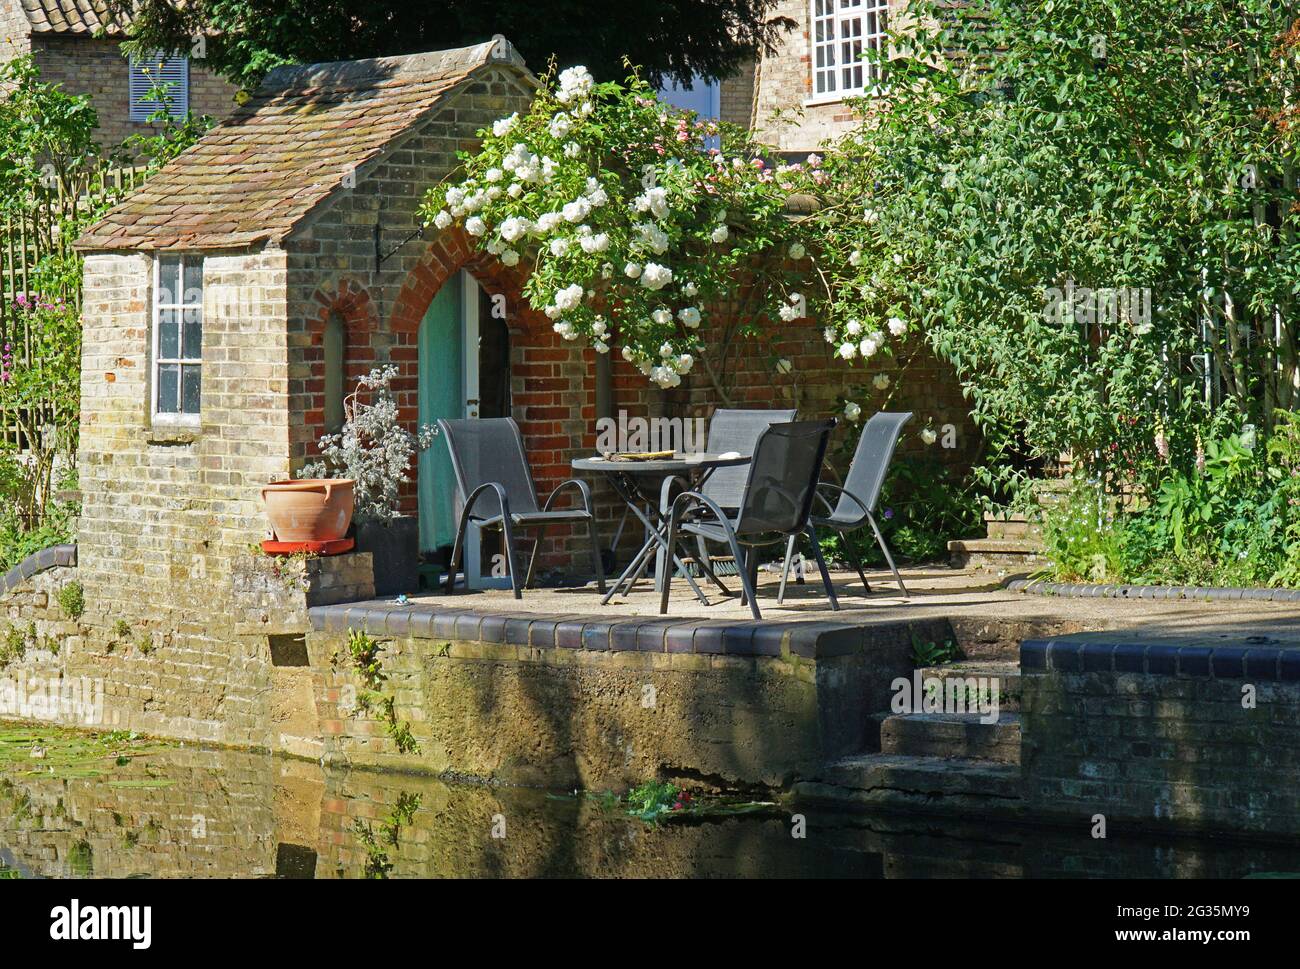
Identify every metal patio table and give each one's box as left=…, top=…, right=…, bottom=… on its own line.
left=572, top=452, right=751, bottom=605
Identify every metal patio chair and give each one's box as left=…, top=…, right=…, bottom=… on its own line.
left=438, top=418, right=606, bottom=599
left=660, top=419, right=838, bottom=621
left=686, top=407, right=797, bottom=581
left=779, top=411, right=912, bottom=602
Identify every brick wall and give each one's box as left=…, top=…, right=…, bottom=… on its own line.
left=752, top=0, right=902, bottom=154
left=1021, top=635, right=1300, bottom=839
left=27, top=36, right=238, bottom=152
left=0, top=0, right=30, bottom=63
left=719, top=60, right=757, bottom=128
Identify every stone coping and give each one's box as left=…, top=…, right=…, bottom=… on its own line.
left=307, top=598, right=947, bottom=660
left=1007, top=576, right=1300, bottom=603
left=0, top=543, right=76, bottom=596
left=1022, top=631, right=1300, bottom=682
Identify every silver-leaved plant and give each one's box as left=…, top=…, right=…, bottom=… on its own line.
left=301, top=366, right=435, bottom=523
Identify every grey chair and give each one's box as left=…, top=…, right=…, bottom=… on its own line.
left=685, top=407, right=796, bottom=580
left=438, top=418, right=605, bottom=599
left=779, top=411, right=912, bottom=601
left=661, top=419, right=838, bottom=620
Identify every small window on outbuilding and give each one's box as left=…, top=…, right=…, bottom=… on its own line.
left=323, top=311, right=346, bottom=434
left=153, top=254, right=202, bottom=421
left=129, top=54, right=190, bottom=122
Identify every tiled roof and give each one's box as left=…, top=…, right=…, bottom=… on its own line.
left=20, top=0, right=131, bottom=34
left=77, top=37, right=531, bottom=252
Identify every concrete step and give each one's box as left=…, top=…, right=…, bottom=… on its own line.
left=879, top=711, right=1021, bottom=764
left=947, top=538, right=1046, bottom=569
left=790, top=753, right=1023, bottom=818
left=984, top=518, right=1043, bottom=540
left=916, top=660, right=1021, bottom=711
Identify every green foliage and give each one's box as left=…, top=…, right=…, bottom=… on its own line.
left=109, top=0, right=794, bottom=90
left=800, top=0, right=1300, bottom=503
left=624, top=780, right=687, bottom=824
left=346, top=628, right=386, bottom=691
left=56, top=581, right=84, bottom=620
left=1044, top=412, right=1300, bottom=586
left=344, top=628, right=420, bottom=755
left=910, top=633, right=963, bottom=668
left=121, top=74, right=215, bottom=169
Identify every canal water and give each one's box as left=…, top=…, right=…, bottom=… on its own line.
left=3, top=724, right=1298, bottom=879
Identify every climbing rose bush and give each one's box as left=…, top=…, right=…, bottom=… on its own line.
left=420, top=66, right=807, bottom=388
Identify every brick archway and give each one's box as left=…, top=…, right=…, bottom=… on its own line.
left=301, top=277, right=379, bottom=455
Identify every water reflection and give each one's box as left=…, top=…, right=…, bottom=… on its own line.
left=2, top=738, right=1299, bottom=879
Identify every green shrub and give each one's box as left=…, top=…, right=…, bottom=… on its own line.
left=56, top=581, right=84, bottom=620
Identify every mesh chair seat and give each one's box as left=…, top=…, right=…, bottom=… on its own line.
left=473, top=509, right=595, bottom=527
left=701, top=408, right=797, bottom=510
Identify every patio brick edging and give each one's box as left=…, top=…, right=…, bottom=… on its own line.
left=1021, top=633, right=1300, bottom=682
left=0, top=543, right=76, bottom=596
left=1007, top=576, right=1300, bottom=603
left=307, top=600, right=946, bottom=660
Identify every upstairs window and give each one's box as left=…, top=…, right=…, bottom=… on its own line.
left=129, top=54, right=189, bottom=121
left=154, top=255, right=202, bottom=421
left=811, top=0, right=889, bottom=99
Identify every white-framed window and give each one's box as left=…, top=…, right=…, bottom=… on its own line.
left=152, top=254, right=203, bottom=422
left=811, top=0, right=889, bottom=99
left=129, top=54, right=190, bottom=122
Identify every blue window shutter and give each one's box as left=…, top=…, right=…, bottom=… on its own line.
left=129, top=54, right=190, bottom=122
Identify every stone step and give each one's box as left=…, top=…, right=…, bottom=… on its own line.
left=790, top=753, right=1023, bottom=818
left=947, top=538, right=1046, bottom=569
left=984, top=518, right=1043, bottom=540
left=916, top=660, right=1022, bottom=711
left=879, top=711, right=1021, bottom=764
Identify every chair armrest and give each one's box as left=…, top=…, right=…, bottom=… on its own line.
left=463, top=481, right=512, bottom=522
left=812, top=482, right=870, bottom=522
left=541, top=477, right=594, bottom=514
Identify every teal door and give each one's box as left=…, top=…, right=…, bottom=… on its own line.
left=418, top=273, right=464, bottom=555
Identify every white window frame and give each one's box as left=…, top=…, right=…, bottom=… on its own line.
left=152, top=254, right=203, bottom=425
left=808, top=0, right=890, bottom=104
left=129, top=54, right=190, bottom=122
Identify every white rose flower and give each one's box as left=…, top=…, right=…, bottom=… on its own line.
left=849, top=250, right=863, bottom=266
left=921, top=427, right=938, bottom=445
left=594, top=341, right=610, bottom=353
left=651, top=308, right=672, bottom=325
left=641, top=262, right=674, bottom=290
left=659, top=342, right=675, bottom=358
left=601, top=262, right=614, bottom=278
left=580, top=232, right=610, bottom=253
left=545, top=305, right=561, bottom=320
left=492, top=114, right=518, bottom=137
left=859, top=338, right=879, bottom=358
left=676, top=354, right=694, bottom=373
left=562, top=199, right=591, bottom=223
left=501, top=249, right=520, bottom=267
left=678, top=306, right=701, bottom=328
left=887, top=316, right=907, bottom=336
left=564, top=142, right=581, bottom=158
left=465, top=216, right=487, bottom=237
left=549, top=113, right=573, bottom=139
left=554, top=284, right=584, bottom=311
left=839, top=342, right=857, bottom=360
left=499, top=216, right=528, bottom=242
left=844, top=401, right=862, bottom=422
left=711, top=224, right=729, bottom=243
left=824, top=327, right=836, bottom=343
left=779, top=304, right=800, bottom=322
left=625, top=262, right=642, bottom=279
left=681, top=281, right=698, bottom=297
left=445, top=187, right=466, bottom=207
left=863, top=207, right=879, bottom=224
left=789, top=242, right=806, bottom=260
left=433, top=210, right=452, bottom=229
left=507, top=183, right=523, bottom=198
left=872, top=373, right=891, bottom=390
left=557, top=65, right=594, bottom=103
left=846, top=319, right=863, bottom=336
left=549, top=238, right=570, bottom=257
left=485, top=167, right=503, bottom=183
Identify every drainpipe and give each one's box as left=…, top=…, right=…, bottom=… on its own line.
left=595, top=352, right=613, bottom=422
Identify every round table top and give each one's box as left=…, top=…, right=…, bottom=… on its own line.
left=571, top=452, right=751, bottom=474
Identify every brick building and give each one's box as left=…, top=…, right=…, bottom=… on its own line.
left=0, top=0, right=237, bottom=150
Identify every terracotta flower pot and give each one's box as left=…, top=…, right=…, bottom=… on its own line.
left=262, top=478, right=355, bottom=542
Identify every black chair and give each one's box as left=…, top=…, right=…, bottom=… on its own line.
left=438, top=418, right=605, bottom=599
left=660, top=419, right=838, bottom=620
left=779, top=411, right=912, bottom=601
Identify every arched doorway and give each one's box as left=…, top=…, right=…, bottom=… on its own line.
left=417, top=270, right=512, bottom=582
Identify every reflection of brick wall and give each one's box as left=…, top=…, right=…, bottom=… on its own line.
left=27, top=36, right=238, bottom=152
